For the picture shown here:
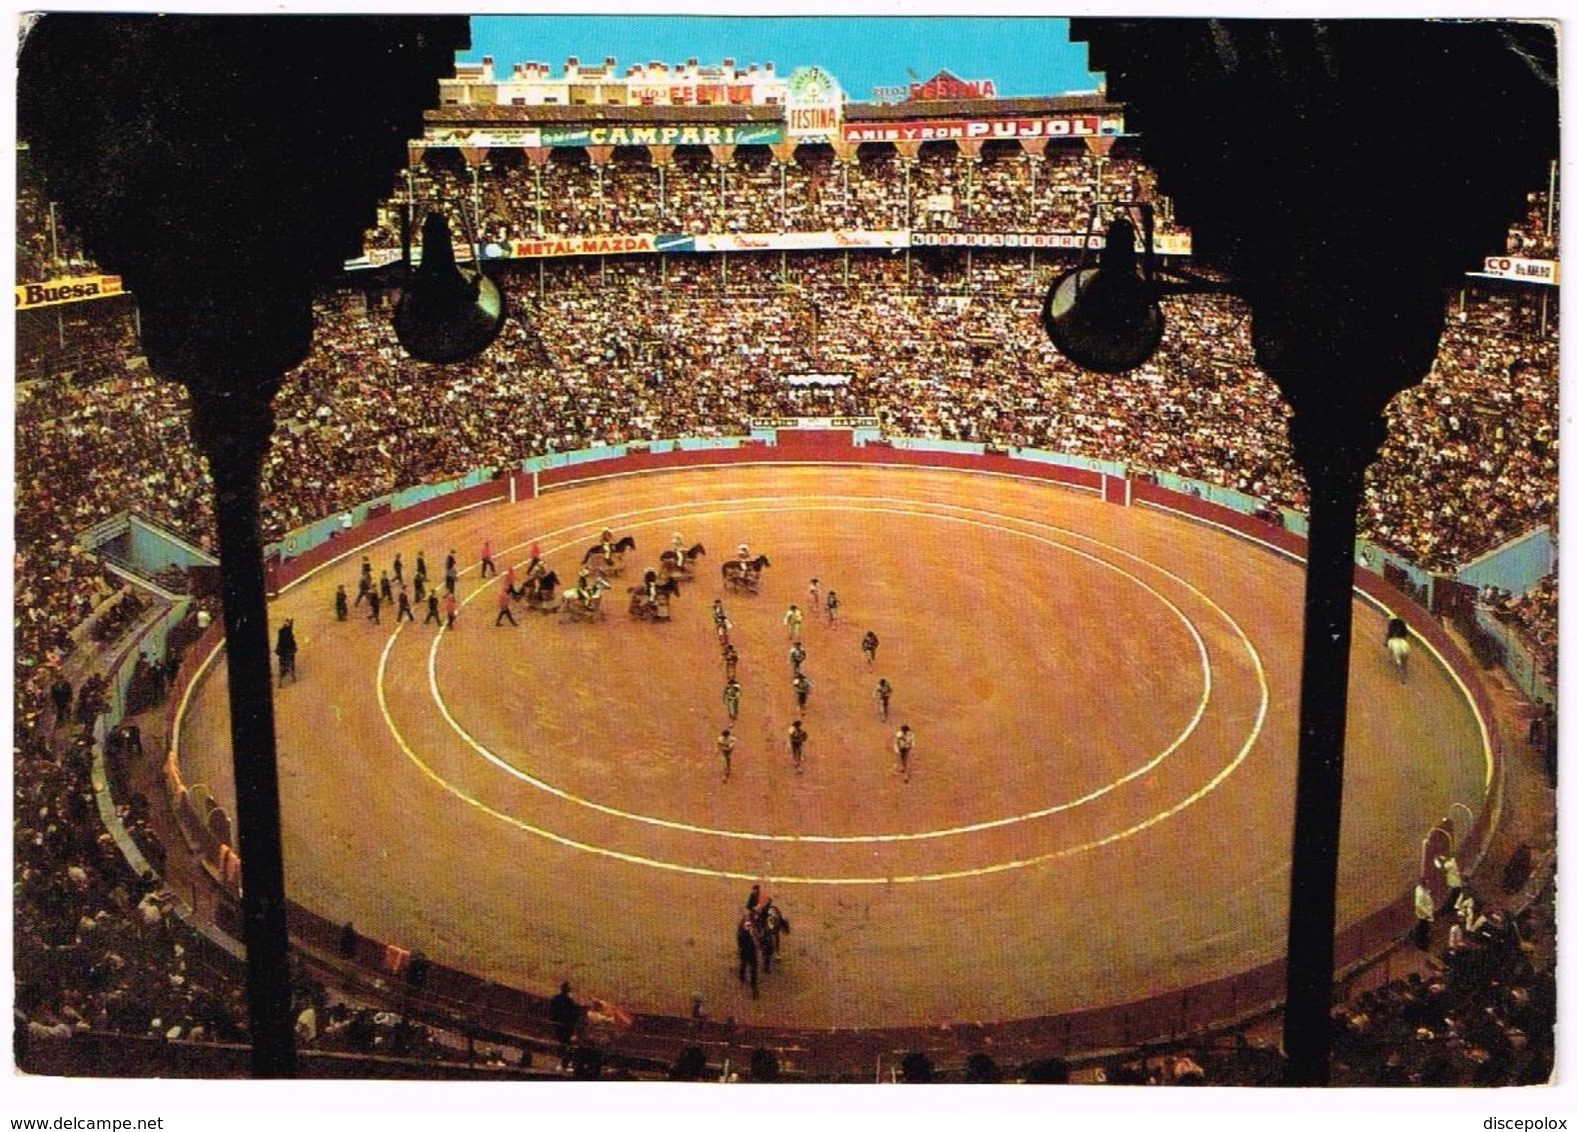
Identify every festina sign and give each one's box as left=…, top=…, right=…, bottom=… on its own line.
left=787, top=105, right=841, bottom=136
left=909, top=71, right=997, bottom=100
left=841, top=116, right=1109, bottom=143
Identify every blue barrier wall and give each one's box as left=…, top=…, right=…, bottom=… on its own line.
left=267, top=469, right=496, bottom=561
left=1475, top=607, right=1551, bottom=704
left=1012, top=448, right=1128, bottom=477
left=1455, top=527, right=1554, bottom=595
left=95, top=517, right=215, bottom=580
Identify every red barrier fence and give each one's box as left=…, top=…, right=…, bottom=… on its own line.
left=532, top=440, right=1105, bottom=494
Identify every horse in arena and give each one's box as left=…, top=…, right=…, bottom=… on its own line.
left=520, top=569, right=560, bottom=612
left=628, top=575, right=681, bottom=621
left=658, top=542, right=706, bottom=581
left=1386, top=616, right=1411, bottom=682
left=581, top=534, right=637, bottom=575
left=558, top=575, right=612, bottom=623
left=722, top=554, right=771, bottom=594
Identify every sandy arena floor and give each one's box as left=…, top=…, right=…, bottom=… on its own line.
left=176, top=465, right=1489, bottom=1030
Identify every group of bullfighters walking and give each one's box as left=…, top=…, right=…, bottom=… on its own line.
left=714, top=571, right=917, bottom=785
left=322, top=535, right=920, bottom=781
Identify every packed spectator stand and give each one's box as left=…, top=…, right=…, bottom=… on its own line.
left=12, top=127, right=1557, bottom=1083
left=359, top=138, right=1178, bottom=251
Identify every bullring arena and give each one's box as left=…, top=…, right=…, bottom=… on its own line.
left=169, top=434, right=1496, bottom=1065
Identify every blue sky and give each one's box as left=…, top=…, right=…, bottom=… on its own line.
left=460, top=13, right=1102, bottom=100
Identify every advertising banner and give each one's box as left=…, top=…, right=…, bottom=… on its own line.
left=784, top=373, right=854, bottom=386
left=750, top=416, right=879, bottom=429
left=693, top=230, right=907, bottom=252
left=345, top=228, right=1190, bottom=268
left=913, top=230, right=1192, bottom=255
left=540, top=123, right=784, bottom=148
left=419, top=127, right=544, bottom=148
left=786, top=105, right=842, bottom=139
left=785, top=65, right=844, bottom=140
left=1479, top=256, right=1559, bottom=285
left=505, top=234, right=668, bottom=258
left=842, top=115, right=1121, bottom=144
left=909, top=71, right=998, bottom=101
left=625, top=82, right=762, bottom=107
left=15, top=274, right=124, bottom=310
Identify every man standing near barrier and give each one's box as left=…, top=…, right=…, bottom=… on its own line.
left=548, top=981, right=580, bottom=1069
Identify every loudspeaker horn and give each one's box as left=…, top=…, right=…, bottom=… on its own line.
left=1040, top=216, right=1166, bottom=375
left=394, top=211, right=506, bottom=364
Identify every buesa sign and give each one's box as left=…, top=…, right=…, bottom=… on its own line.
left=784, top=66, right=844, bottom=139
left=15, top=274, right=124, bottom=310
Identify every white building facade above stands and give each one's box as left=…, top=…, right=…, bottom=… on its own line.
left=443, top=55, right=790, bottom=108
